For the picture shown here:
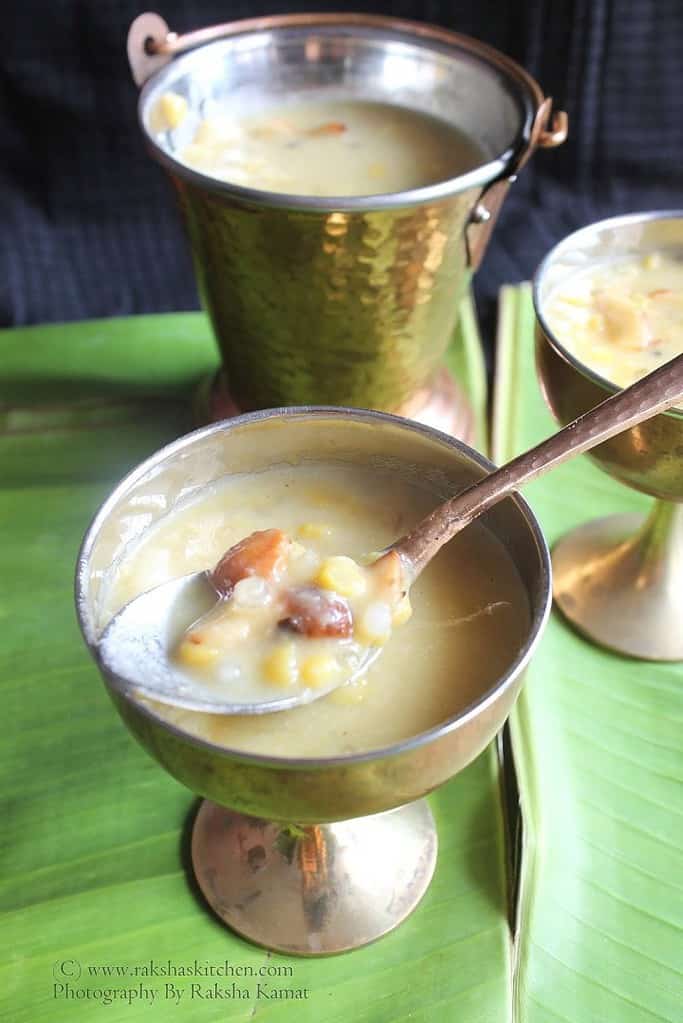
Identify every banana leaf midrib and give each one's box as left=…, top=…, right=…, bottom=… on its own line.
left=497, top=284, right=683, bottom=1023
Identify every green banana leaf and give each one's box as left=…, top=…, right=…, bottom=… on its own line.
left=494, top=286, right=683, bottom=1023
left=0, top=304, right=514, bottom=1022
left=3, top=290, right=680, bottom=1023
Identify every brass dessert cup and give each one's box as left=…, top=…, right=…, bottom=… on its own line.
left=76, top=409, right=551, bottom=953
left=534, top=211, right=683, bottom=661
left=129, top=13, right=565, bottom=419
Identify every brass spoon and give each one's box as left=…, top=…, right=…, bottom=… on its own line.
left=99, top=353, right=683, bottom=715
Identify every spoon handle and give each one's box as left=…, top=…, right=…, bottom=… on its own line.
left=394, top=352, right=683, bottom=576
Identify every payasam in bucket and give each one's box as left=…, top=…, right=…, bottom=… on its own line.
left=128, top=13, right=566, bottom=434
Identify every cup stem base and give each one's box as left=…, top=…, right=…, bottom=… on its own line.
left=191, top=798, right=437, bottom=955
left=552, top=502, right=683, bottom=661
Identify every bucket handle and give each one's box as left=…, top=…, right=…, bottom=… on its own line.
left=466, top=98, right=568, bottom=270
left=128, top=11, right=523, bottom=86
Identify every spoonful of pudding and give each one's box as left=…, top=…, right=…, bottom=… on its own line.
left=99, top=352, right=683, bottom=714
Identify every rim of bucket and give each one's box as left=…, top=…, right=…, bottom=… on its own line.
left=137, top=13, right=542, bottom=211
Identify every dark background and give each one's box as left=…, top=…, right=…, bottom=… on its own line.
left=3, top=1, right=682, bottom=332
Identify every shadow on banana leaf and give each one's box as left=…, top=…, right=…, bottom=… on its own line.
left=0, top=395, right=192, bottom=487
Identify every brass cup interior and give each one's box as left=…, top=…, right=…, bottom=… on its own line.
left=76, top=408, right=551, bottom=951
left=534, top=211, right=683, bottom=661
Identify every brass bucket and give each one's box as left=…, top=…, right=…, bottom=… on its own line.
left=128, top=13, right=566, bottom=413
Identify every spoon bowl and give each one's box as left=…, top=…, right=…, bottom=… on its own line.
left=99, top=570, right=381, bottom=713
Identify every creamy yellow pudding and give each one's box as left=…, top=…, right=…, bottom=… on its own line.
left=105, top=463, right=530, bottom=757
left=151, top=95, right=484, bottom=196
left=544, top=251, right=683, bottom=387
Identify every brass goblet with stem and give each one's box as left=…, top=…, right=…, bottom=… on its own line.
left=76, top=409, right=552, bottom=955
left=534, top=210, right=683, bottom=661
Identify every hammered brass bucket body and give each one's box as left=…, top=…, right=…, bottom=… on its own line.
left=177, top=186, right=477, bottom=409
left=130, top=13, right=566, bottom=411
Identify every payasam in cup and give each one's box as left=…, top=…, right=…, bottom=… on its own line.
left=77, top=409, right=550, bottom=953
left=104, top=459, right=531, bottom=757
left=544, top=249, right=683, bottom=388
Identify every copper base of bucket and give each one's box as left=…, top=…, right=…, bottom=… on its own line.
left=195, top=366, right=476, bottom=445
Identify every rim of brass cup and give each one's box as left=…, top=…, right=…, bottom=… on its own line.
left=128, top=13, right=566, bottom=416
left=75, top=408, right=551, bottom=954
left=534, top=210, right=683, bottom=661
